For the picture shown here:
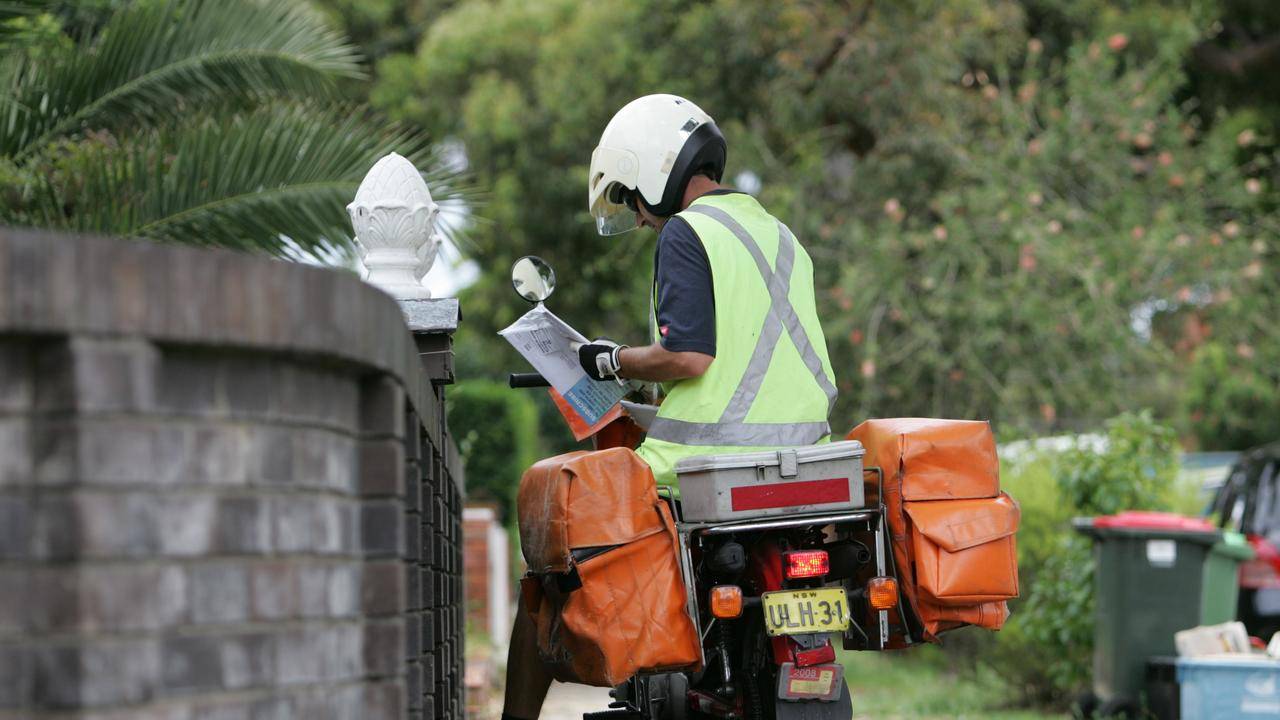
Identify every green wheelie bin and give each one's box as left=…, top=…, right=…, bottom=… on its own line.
left=1073, top=511, right=1255, bottom=716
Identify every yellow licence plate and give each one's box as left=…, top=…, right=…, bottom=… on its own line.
left=762, top=587, right=850, bottom=636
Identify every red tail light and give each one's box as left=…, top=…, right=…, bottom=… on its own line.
left=1241, top=537, right=1280, bottom=589
left=785, top=550, right=829, bottom=579
left=1240, top=559, right=1280, bottom=589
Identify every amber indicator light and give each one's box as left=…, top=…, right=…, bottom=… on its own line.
left=867, top=576, right=899, bottom=610
left=710, top=585, right=744, bottom=618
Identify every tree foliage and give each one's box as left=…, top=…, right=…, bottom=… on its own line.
left=0, top=0, right=463, bottom=258
left=369, top=0, right=1278, bottom=447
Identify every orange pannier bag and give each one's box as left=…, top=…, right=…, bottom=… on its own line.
left=847, top=418, right=1020, bottom=642
left=516, top=447, right=701, bottom=686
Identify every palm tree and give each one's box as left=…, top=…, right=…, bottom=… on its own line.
left=0, top=0, right=463, bottom=259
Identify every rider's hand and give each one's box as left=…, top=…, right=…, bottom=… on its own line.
left=577, top=338, right=628, bottom=381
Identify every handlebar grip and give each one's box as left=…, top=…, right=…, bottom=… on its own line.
left=509, top=372, right=551, bottom=388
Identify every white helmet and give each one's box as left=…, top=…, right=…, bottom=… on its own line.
left=588, top=94, right=727, bottom=235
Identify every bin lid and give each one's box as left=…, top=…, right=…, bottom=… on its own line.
left=1211, top=531, right=1256, bottom=561
left=1074, top=511, right=1221, bottom=543
left=1175, top=656, right=1280, bottom=674
left=1093, top=511, right=1216, bottom=532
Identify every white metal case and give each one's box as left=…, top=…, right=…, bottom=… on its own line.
left=674, top=440, right=866, bottom=522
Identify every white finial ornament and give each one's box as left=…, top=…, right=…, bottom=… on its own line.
left=348, top=152, right=441, bottom=299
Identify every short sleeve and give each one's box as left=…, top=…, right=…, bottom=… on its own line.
left=654, top=217, right=716, bottom=356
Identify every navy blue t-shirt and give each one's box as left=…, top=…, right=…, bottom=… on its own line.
left=652, top=190, right=742, bottom=356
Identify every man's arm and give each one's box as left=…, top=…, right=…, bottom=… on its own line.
left=619, top=343, right=713, bottom=382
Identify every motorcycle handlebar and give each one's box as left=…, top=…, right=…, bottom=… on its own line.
left=508, top=372, right=550, bottom=388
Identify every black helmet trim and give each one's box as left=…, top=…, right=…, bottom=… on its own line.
left=647, top=121, right=727, bottom=217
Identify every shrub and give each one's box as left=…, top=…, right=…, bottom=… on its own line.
left=976, top=411, right=1181, bottom=706
left=447, top=379, right=541, bottom=522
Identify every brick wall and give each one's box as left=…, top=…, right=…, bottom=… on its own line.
left=0, top=228, right=466, bottom=719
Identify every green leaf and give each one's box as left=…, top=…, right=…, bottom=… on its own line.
left=2, top=0, right=362, bottom=157
left=20, top=103, right=470, bottom=257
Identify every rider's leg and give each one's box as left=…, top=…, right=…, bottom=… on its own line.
left=502, top=599, right=554, bottom=719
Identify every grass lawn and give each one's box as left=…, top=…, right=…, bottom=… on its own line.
left=841, top=646, right=1066, bottom=719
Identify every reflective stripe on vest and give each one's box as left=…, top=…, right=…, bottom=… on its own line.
left=646, top=203, right=837, bottom=447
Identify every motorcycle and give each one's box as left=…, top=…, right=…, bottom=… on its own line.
left=506, top=256, right=906, bottom=720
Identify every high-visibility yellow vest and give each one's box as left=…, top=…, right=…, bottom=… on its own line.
left=636, top=193, right=837, bottom=485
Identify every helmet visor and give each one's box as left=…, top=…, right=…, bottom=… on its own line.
left=591, top=190, right=638, bottom=236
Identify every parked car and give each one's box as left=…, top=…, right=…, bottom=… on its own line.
left=1208, top=441, right=1280, bottom=639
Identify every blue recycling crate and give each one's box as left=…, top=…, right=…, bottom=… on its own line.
left=1176, top=657, right=1280, bottom=719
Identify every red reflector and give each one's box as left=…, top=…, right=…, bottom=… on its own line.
left=794, top=643, right=836, bottom=668
left=730, top=478, right=850, bottom=511
left=786, top=550, right=830, bottom=579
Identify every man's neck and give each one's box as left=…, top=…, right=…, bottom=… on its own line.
left=680, top=175, right=723, bottom=210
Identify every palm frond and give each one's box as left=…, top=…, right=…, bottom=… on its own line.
left=3, top=0, right=362, bottom=158
left=22, top=103, right=472, bottom=258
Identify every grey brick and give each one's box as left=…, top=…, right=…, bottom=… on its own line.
left=361, top=500, right=404, bottom=558
left=313, top=498, right=344, bottom=555
left=34, top=639, right=160, bottom=708
left=215, top=496, right=271, bottom=554
left=250, top=562, right=299, bottom=620
left=0, top=496, right=30, bottom=559
left=326, top=563, right=360, bottom=618
left=157, top=494, right=216, bottom=556
left=360, top=560, right=405, bottom=617
left=189, top=562, right=249, bottom=625
left=273, top=496, right=317, bottom=553
left=360, top=375, right=405, bottom=440
left=65, top=338, right=159, bottom=413
left=156, top=352, right=219, bottom=416
left=321, top=624, right=363, bottom=683
left=359, top=438, right=406, bottom=497
left=191, top=700, right=253, bottom=720
left=23, top=568, right=82, bottom=633
left=250, top=427, right=293, bottom=485
left=78, top=564, right=187, bottom=631
left=161, top=635, right=224, bottom=694
left=80, top=704, right=194, bottom=720
left=81, top=420, right=184, bottom=485
left=363, top=680, right=405, bottom=720
left=406, top=660, right=422, bottom=710
left=31, top=419, right=77, bottom=486
left=405, top=514, right=422, bottom=562
left=0, top=342, right=31, bottom=413
left=220, top=632, right=275, bottom=690
left=0, top=644, right=31, bottom=708
left=297, top=562, right=328, bottom=618
left=31, top=495, right=80, bottom=560
left=249, top=696, right=293, bottom=720
left=328, top=682, right=366, bottom=720
left=221, top=355, right=275, bottom=418
left=292, top=428, right=355, bottom=493
left=0, top=420, right=29, bottom=487
left=274, top=629, right=325, bottom=685
left=187, top=424, right=250, bottom=486
left=362, top=619, right=405, bottom=678
left=405, top=613, right=422, bottom=659
left=339, top=500, right=359, bottom=554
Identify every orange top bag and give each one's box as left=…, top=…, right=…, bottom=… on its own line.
left=517, top=448, right=701, bottom=686
left=848, top=418, right=1019, bottom=642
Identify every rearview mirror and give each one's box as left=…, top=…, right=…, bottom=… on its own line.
left=511, top=255, right=556, bottom=303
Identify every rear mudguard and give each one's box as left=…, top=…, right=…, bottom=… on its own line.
left=774, top=679, right=854, bottom=720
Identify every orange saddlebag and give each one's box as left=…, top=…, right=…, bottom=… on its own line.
left=847, top=418, right=1020, bottom=642
left=516, top=448, right=701, bottom=686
